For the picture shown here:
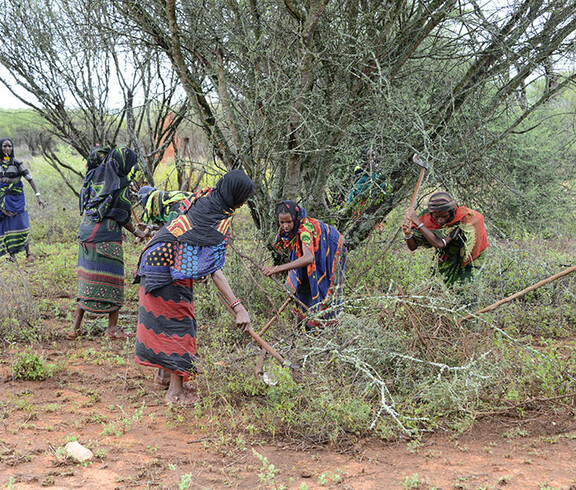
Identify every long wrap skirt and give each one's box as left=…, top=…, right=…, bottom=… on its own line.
left=76, top=241, right=124, bottom=313
left=134, top=277, right=197, bottom=380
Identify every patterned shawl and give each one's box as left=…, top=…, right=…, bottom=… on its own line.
left=79, top=147, right=137, bottom=224
left=418, top=206, right=489, bottom=265
left=140, top=188, right=194, bottom=224
left=147, top=169, right=256, bottom=247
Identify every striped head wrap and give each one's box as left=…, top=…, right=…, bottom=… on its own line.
left=427, top=192, right=457, bottom=213
left=138, top=185, right=155, bottom=206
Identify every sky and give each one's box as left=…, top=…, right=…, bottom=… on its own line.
left=0, top=84, right=30, bottom=109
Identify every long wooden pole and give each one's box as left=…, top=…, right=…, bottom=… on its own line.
left=215, top=291, right=298, bottom=370
left=458, top=265, right=576, bottom=324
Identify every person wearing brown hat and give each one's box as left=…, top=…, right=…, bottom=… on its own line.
left=401, top=191, right=489, bottom=286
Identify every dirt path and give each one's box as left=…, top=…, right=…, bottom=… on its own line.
left=2, top=336, right=576, bottom=490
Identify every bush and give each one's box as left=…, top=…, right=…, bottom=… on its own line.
left=12, top=348, right=54, bottom=380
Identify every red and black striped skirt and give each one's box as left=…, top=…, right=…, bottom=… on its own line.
left=134, top=278, right=197, bottom=380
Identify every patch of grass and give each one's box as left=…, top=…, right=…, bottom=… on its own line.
left=401, top=473, right=421, bottom=489
left=502, top=427, right=529, bottom=439
left=11, top=348, right=55, bottom=380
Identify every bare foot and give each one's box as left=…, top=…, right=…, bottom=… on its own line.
left=166, top=389, right=197, bottom=406
left=105, top=327, right=134, bottom=340
left=154, top=369, right=170, bottom=387
left=66, top=330, right=79, bottom=340
left=25, top=255, right=35, bottom=264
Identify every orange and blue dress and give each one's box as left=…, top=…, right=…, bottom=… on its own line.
left=274, top=201, right=346, bottom=330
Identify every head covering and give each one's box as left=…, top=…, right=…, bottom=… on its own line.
left=147, top=169, right=256, bottom=247
left=427, top=192, right=457, bottom=213
left=79, top=146, right=138, bottom=224
left=86, top=146, right=111, bottom=172
left=138, top=185, right=155, bottom=207
left=0, top=138, right=14, bottom=162
left=141, top=188, right=194, bottom=224
left=275, top=200, right=306, bottom=243
left=217, top=169, right=258, bottom=208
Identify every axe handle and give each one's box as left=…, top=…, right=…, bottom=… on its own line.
left=216, top=291, right=293, bottom=368
left=131, top=208, right=141, bottom=226
left=409, top=166, right=427, bottom=207
left=258, top=296, right=292, bottom=337
left=247, top=328, right=289, bottom=367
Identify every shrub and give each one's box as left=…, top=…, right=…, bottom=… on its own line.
left=12, top=348, right=54, bottom=380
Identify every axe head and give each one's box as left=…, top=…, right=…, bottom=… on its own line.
left=412, top=153, right=429, bottom=170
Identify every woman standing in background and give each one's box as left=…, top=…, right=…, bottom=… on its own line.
left=68, top=146, right=147, bottom=340
left=0, top=137, right=45, bottom=262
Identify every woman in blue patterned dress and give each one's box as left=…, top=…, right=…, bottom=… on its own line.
left=134, top=169, right=256, bottom=405
left=0, top=138, right=45, bottom=262
left=263, top=200, right=346, bottom=330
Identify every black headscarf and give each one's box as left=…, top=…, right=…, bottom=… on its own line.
left=79, top=146, right=138, bottom=224
left=148, top=169, right=256, bottom=247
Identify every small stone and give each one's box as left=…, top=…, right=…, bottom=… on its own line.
left=300, top=470, right=312, bottom=478
left=65, top=441, right=94, bottom=463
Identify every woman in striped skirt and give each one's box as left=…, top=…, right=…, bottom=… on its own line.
left=134, top=169, right=256, bottom=405
left=68, top=147, right=147, bottom=340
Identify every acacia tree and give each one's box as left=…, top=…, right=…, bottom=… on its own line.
left=114, top=0, right=576, bottom=249
left=0, top=0, right=188, bottom=192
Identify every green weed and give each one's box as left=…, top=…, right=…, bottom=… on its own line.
left=11, top=348, right=54, bottom=380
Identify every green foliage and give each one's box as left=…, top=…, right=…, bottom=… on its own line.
left=0, top=109, right=45, bottom=141
left=252, top=449, right=279, bottom=486
left=11, top=348, right=54, bottom=380
left=401, top=474, right=421, bottom=489
left=4, top=142, right=576, bottom=450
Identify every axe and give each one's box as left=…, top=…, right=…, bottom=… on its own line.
left=215, top=291, right=299, bottom=372
left=409, top=154, right=429, bottom=207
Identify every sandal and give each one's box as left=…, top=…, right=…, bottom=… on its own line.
left=105, top=328, right=134, bottom=340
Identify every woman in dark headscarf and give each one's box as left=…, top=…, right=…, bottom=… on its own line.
left=262, top=201, right=346, bottom=331
left=68, top=147, right=147, bottom=340
left=402, top=191, right=489, bottom=286
left=134, top=169, right=256, bottom=405
left=0, top=138, right=45, bottom=262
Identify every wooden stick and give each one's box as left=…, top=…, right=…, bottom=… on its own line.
left=254, top=349, right=266, bottom=376
left=258, top=296, right=291, bottom=337
left=216, top=291, right=298, bottom=370
left=131, top=208, right=141, bottom=225
left=458, top=265, right=576, bottom=324
left=228, top=240, right=309, bottom=312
